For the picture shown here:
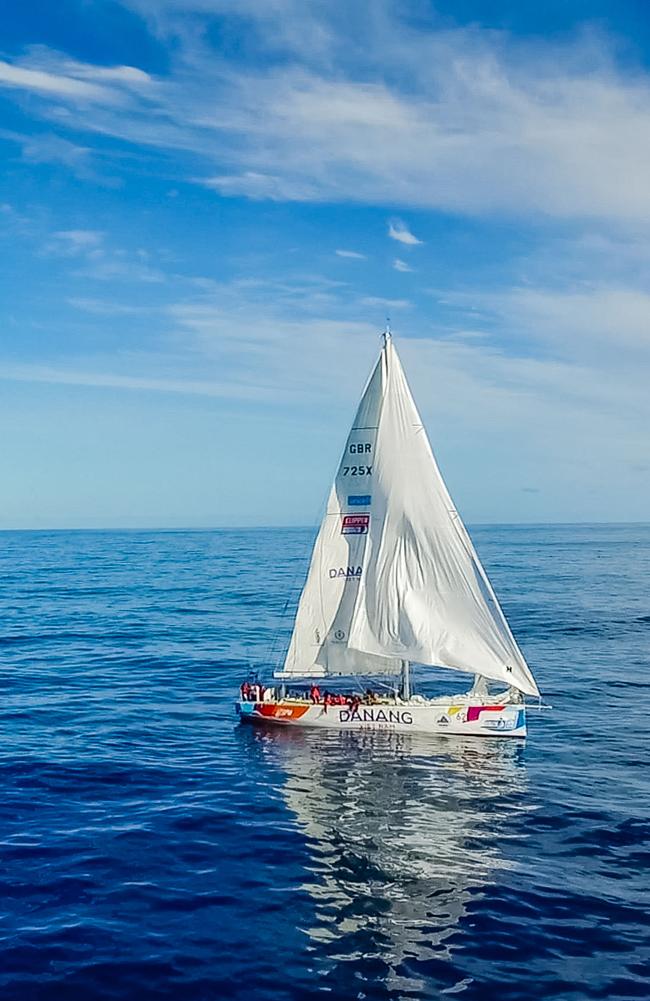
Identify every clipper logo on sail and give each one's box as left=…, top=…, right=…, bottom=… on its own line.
left=329, top=566, right=363, bottom=579
left=341, top=514, right=369, bottom=535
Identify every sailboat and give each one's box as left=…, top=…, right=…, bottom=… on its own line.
left=237, top=330, right=541, bottom=738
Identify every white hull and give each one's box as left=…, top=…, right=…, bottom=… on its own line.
left=236, top=699, right=526, bottom=738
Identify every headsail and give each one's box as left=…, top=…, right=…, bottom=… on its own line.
left=278, top=334, right=540, bottom=698
left=277, top=349, right=402, bottom=678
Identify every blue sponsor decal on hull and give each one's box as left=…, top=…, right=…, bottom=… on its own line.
left=482, top=709, right=525, bottom=731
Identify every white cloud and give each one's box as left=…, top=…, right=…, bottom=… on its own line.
left=0, top=54, right=149, bottom=108
left=0, top=362, right=265, bottom=400
left=393, top=257, right=412, bottom=272
left=56, top=229, right=103, bottom=245
left=1, top=128, right=91, bottom=172
left=67, top=297, right=156, bottom=315
left=76, top=256, right=166, bottom=283
left=47, top=229, right=104, bottom=255
left=443, top=285, right=650, bottom=359
left=0, top=59, right=115, bottom=101
left=201, top=171, right=318, bottom=201
left=388, top=220, right=422, bottom=246
left=336, top=249, right=366, bottom=259
left=43, top=228, right=166, bottom=282
left=6, top=15, right=650, bottom=223
left=57, top=61, right=151, bottom=85
left=2, top=260, right=650, bottom=518
left=360, top=296, right=411, bottom=310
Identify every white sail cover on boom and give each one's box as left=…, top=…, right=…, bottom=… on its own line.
left=278, top=336, right=540, bottom=697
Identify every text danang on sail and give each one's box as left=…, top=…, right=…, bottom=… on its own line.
left=328, top=566, right=363, bottom=579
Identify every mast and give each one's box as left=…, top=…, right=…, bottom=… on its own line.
left=401, top=661, right=411, bottom=700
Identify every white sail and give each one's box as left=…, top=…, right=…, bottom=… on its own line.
left=278, top=351, right=402, bottom=678
left=279, top=334, right=540, bottom=698
left=347, top=337, right=539, bottom=697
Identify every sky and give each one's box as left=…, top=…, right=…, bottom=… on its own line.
left=1, top=0, right=650, bottom=528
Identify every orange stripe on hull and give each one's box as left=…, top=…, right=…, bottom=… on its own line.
left=255, top=703, right=310, bottom=722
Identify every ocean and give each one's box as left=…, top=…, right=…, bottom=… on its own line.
left=0, top=524, right=649, bottom=1000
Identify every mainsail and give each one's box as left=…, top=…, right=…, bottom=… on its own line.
left=278, top=335, right=540, bottom=698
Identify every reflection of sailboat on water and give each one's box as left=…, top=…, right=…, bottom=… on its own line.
left=238, top=330, right=541, bottom=738
left=250, top=726, right=530, bottom=990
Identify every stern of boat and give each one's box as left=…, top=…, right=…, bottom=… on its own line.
left=435, top=702, right=527, bottom=737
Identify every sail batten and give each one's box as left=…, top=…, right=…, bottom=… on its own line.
left=280, top=335, right=540, bottom=697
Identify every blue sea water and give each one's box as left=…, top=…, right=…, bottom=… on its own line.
left=0, top=524, right=649, bottom=1001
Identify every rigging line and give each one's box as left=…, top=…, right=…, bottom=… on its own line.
left=446, top=502, right=533, bottom=687
left=264, top=493, right=330, bottom=677
left=418, top=414, right=534, bottom=687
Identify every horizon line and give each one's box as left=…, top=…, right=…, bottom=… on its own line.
left=1, top=520, right=649, bottom=533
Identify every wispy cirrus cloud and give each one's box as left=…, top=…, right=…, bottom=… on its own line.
left=0, top=59, right=114, bottom=101
left=4, top=274, right=648, bottom=500
left=388, top=220, right=422, bottom=246
left=45, top=229, right=105, bottom=255
left=1, top=129, right=125, bottom=186
left=42, top=228, right=166, bottom=283
left=0, top=54, right=150, bottom=104
left=200, top=171, right=319, bottom=201
left=462, top=285, right=650, bottom=360
left=2, top=128, right=90, bottom=170
left=0, top=361, right=275, bottom=401
left=1, top=217, right=648, bottom=523
left=67, top=297, right=159, bottom=315
left=360, top=295, right=410, bottom=310
left=393, top=257, right=412, bottom=272
left=3, top=8, right=650, bottom=226
left=336, top=249, right=366, bottom=260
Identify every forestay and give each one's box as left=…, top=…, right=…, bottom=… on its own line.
left=278, top=335, right=540, bottom=698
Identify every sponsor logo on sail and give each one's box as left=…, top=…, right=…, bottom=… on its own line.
left=341, top=514, right=369, bottom=535
left=329, top=566, right=363, bottom=579
left=348, top=495, right=371, bottom=506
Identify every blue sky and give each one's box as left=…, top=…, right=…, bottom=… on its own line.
left=1, top=0, right=649, bottom=528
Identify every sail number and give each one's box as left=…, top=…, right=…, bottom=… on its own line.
left=342, top=465, right=372, bottom=476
